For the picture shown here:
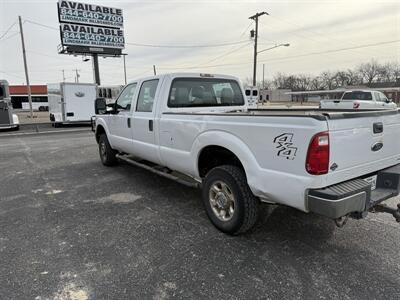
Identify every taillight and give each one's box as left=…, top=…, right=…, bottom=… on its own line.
left=306, top=132, right=330, bottom=175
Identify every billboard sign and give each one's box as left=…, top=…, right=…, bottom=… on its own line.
left=60, top=23, right=124, bottom=49
left=58, top=0, right=123, bottom=28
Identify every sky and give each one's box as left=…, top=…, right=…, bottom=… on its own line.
left=0, top=0, right=399, bottom=85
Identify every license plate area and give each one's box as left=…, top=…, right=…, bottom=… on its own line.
left=364, top=175, right=377, bottom=191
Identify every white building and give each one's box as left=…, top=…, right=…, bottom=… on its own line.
left=259, top=89, right=291, bottom=102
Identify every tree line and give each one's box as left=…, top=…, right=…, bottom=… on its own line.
left=245, top=60, right=400, bottom=91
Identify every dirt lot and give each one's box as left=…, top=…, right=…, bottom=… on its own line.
left=0, top=131, right=399, bottom=300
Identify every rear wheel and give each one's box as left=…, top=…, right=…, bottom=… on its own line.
left=202, top=165, right=259, bottom=235
left=99, top=134, right=118, bottom=166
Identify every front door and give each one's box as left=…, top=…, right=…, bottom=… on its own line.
left=108, top=83, right=137, bottom=152
left=131, top=79, right=160, bottom=164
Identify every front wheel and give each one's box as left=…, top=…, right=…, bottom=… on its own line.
left=202, top=165, right=259, bottom=235
left=98, top=134, right=118, bottom=166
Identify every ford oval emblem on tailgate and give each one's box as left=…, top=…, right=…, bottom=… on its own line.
left=371, top=142, right=383, bottom=152
left=75, top=92, right=85, bottom=97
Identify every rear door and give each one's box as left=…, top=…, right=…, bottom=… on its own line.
left=64, top=84, right=96, bottom=121
left=325, top=110, right=400, bottom=186
left=131, top=79, right=161, bottom=164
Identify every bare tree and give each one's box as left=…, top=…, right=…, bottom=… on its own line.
left=345, top=69, right=362, bottom=86
left=244, top=59, right=398, bottom=92
left=296, top=75, right=312, bottom=91
left=333, top=71, right=349, bottom=87
left=320, top=71, right=337, bottom=90
left=358, top=59, right=381, bottom=84
left=310, top=76, right=325, bottom=90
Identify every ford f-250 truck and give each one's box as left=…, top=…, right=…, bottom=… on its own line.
left=93, top=73, right=400, bottom=234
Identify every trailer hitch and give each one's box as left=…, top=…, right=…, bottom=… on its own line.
left=371, top=203, right=400, bottom=223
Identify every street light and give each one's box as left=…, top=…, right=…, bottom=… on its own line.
left=258, top=43, right=290, bottom=54
left=257, top=43, right=290, bottom=89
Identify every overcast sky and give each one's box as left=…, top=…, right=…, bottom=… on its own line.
left=0, top=0, right=399, bottom=85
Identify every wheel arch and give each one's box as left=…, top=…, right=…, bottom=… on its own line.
left=95, top=118, right=110, bottom=143
left=193, top=131, right=259, bottom=182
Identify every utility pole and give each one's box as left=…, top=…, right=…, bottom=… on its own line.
left=92, top=54, right=100, bottom=85
left=262, top=64, right=265, bottom=89
left=249, top=11, right=268, bottom=87
left=18, top=16, right=33, bottom=119
left=74, top=69, right=80, bottom=83
left=123, top=54, right=127, bottom=85
left=153, top=65, right=157, bottom=76
left=62, top=69, right=66, bottom=82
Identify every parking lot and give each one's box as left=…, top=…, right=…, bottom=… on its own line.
left=0, top=130, right=399, bottom=300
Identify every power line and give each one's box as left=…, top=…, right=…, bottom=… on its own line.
left=267, top=14, right=380, bottom=57
left=0, top=31, right=20, bottom=43
left=259, top=39, right=400, bottom=64
left=160, top=42, right=252, bottom=70
left=126, top=40, right=249, bottom=49
left=0, top=22, right=17, bottom=40
left=195, top=42, right=252, bottom=67
left=24, top=19, right=59, bottom=31
left=240, top=20, right=254, bottom=37
left=158, top=39, right=400, bottom=70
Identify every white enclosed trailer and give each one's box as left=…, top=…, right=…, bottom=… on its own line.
left=0, top=80, right=19, bottom=130
left=48, top=82, right=97, bottom=125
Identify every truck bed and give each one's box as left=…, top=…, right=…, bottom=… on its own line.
left=164, top=108, right=399, bottom=120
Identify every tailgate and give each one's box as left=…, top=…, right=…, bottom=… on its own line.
left=325, top=109, right=400, bottom=186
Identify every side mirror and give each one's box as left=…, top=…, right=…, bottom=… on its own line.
left=94, top=98, right=107, bottom=114
left=386, top=99, right=391, bottom=103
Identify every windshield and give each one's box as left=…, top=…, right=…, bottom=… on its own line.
left=168, top=78, right=244, bottom=108
left=342, top=91, right=372, bottom=101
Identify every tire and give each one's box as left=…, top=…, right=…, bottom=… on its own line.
left=202, top=165, right=259, bottom=235
left=98, top=134, right=118, bottom=166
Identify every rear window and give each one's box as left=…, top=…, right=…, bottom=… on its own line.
left=168, top=78, right=244, bottom=108
left=342, top=91, right=372, bottom=101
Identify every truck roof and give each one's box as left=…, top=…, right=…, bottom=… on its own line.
left=128, top=72, right=240, bottom=84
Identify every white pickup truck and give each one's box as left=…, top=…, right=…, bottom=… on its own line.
left=320, top=90, right=397, bottom=110
left=93, top=73, right=400, bottom=234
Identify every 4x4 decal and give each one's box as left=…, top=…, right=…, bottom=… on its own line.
left=273, top=133, right=298, bottom=160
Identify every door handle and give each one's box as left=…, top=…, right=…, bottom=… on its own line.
left=149, top=120, right=153, bottom=131
left=373, top=122, right=383, bottom=134
left=127, top=118, right=131, bottom=128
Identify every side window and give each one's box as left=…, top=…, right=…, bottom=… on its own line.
left=379, top=92, right=388, bottom=102
left=115, top=83, right=137, bottom=111
left=136, top=79, right=159, bottom=112
left=252, top=90, right=258, bottom=97
left=245, top=89, right=251, bottom=96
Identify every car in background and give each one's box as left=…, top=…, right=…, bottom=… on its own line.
left=320, top=90, right=397, bottom=110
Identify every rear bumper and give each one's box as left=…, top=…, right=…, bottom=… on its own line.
left=307, top=164, right=400, bottom=219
